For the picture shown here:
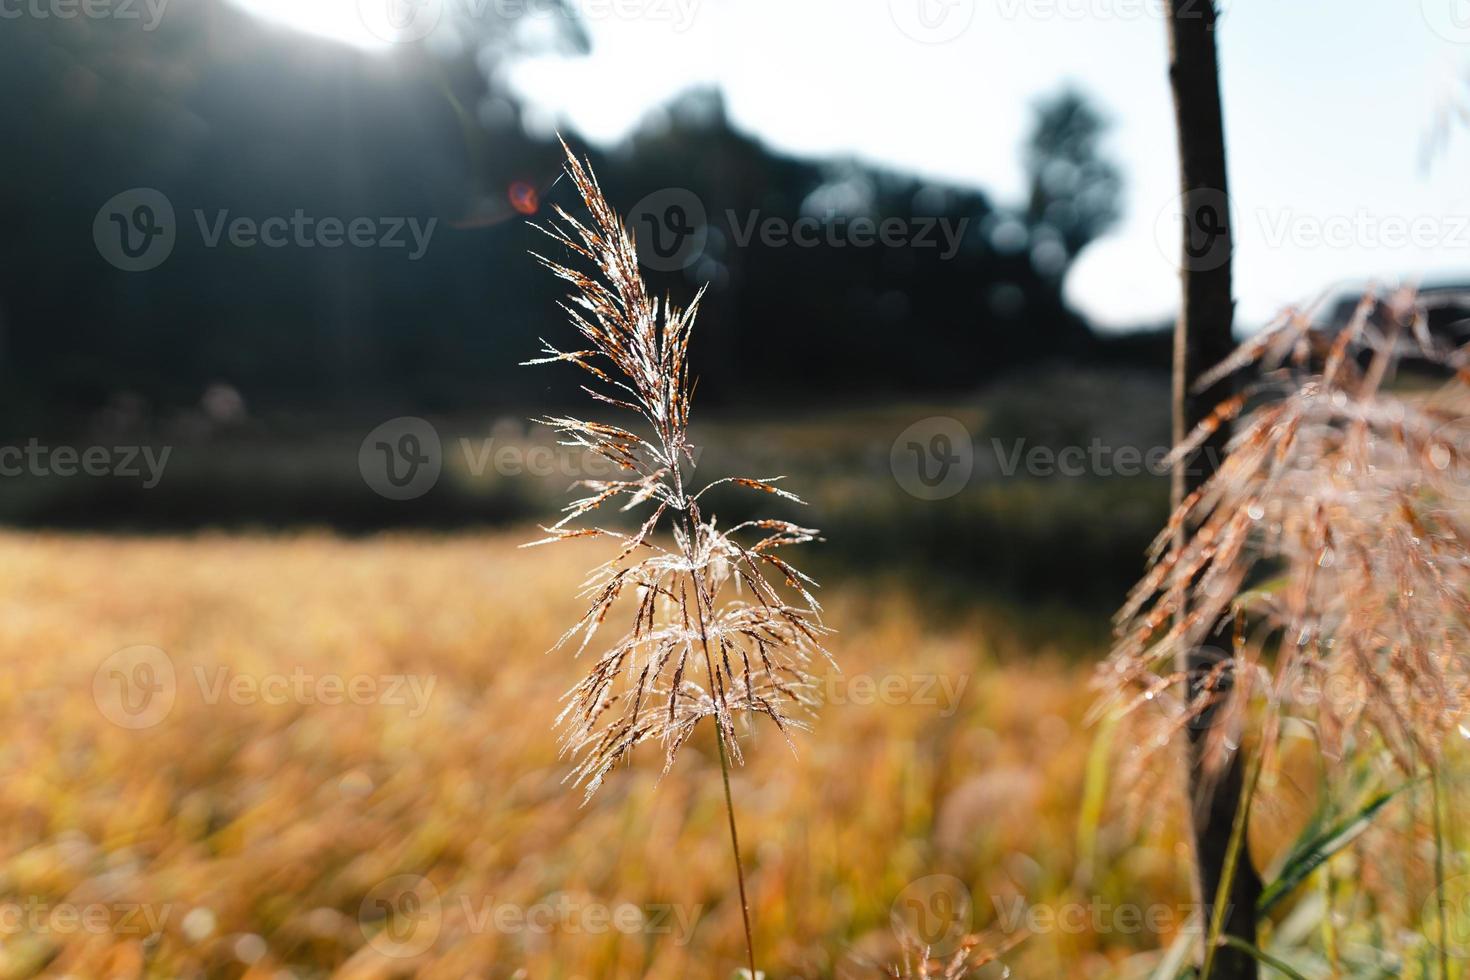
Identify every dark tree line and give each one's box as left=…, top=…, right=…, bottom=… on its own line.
left=0, top=0, right=1125, bottom=431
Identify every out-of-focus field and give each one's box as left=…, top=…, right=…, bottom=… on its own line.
left=0, top=530, right=1198, bottom=979
left=0, top=368, right=1177, bottom=612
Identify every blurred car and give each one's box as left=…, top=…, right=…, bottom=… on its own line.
left=1311, top=280, right=1470, bottom=367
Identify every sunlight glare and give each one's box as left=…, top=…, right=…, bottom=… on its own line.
left=226, top=0, right=395, bottom=52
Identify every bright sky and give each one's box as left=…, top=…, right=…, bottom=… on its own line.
left=236, top=0, right=1470, bottom=330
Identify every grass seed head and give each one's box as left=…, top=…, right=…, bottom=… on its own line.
left=1099, top=288, right=1470, bottom=777
left=527, top=142, right=835, bottom=802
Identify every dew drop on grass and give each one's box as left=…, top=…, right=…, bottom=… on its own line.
left=182, top=907, right=217, bottom=943
left=339, top=769, right=374, bottom=798
left=234, top=933, right=267, bottom=965
left=1247, top=502, right=1265, bottom=521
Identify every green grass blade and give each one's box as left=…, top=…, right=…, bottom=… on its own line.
left=1217, top=936, right=1310, bottom=980
left=1076, top=713, right=1118, bottom=877
left=1257, top=781, right=1415, bottom=914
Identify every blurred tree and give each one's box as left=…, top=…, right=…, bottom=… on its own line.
left=1022, top=88, right=1122, bottom=274
left=0, top=16, right=1117, bottom=427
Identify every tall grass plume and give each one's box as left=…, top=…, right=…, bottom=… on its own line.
left=524, top=141, right=835, bottom=976
left=1092, top=286, right=1470, bottom=973
left=1098, top=288, right=1470, bottom=771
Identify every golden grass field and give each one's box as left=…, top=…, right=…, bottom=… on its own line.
left=5, top=528, right=1463, bottom=979
left=0, top=528, right=1219, bottom=979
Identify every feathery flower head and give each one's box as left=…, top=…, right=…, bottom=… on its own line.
left=525, top=142, right=835, bottom=802
left=1097, top=288, right=1470, bottom=774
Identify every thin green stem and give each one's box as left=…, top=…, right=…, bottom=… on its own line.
left=1431, top=764, right=1449, bottom=980
left=713, top=711, right=757, bottom=980
left=688, top=552, right=758, bottom=980
left=1202, top=746, right=1265, bottom=980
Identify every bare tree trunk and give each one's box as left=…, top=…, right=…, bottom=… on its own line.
left=1165, top=2, right=1261, bottom=977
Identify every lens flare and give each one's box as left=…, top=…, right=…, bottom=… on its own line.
left=509, top=182, right=539, bottom=216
